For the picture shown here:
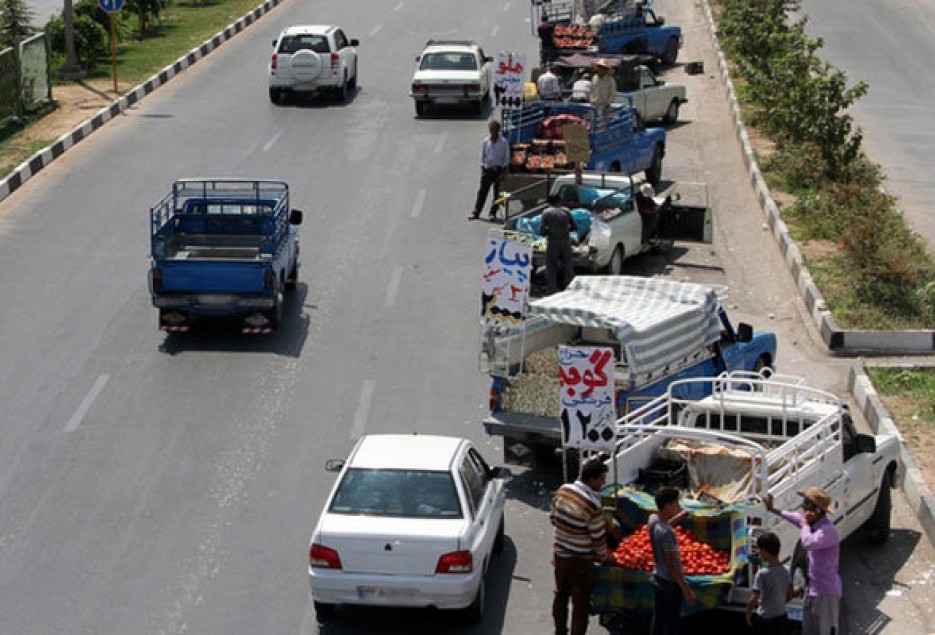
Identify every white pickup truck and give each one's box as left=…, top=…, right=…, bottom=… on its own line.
left=614, top=64, right=687, bottom=124
left=592, top=373, right=903, bottom=619
left=502, top=172, right=711, bottom=274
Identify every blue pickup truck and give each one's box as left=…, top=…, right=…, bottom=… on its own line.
left=534, top=1, right=682, bottom=66
left=503, top=102, right=665, bottom=184
left=479, top=276, right=777, bottom=465
left=148, top=179, right=303, bottom=334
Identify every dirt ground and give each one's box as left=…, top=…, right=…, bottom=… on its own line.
left=23, top=81, right=127, bottom=145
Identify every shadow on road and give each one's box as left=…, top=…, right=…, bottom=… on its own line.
left=157, top=283, right=312, bottom=357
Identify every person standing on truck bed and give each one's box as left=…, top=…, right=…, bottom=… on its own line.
left=549, top=456, right=612, bottom=635
left=541, top=193, right=578, bottom=295
left=570, top=72, right=592, bottom=103
left=649, top=486, right=697, bottom=635
left=470, top=120, right=510, bottom=221
left=537, top=65, right=562, bottom=100
left=766, top=488, right=842, bottom=635
left=590, top=59, right=617, bottom=118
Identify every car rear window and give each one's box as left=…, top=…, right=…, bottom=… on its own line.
left=420, top=52, right=477, bottom=71
left=278, top=34, right=330, bottom=54
left=329, top=468, right=463, bottom=518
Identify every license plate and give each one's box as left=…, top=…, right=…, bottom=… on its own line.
left=432, top=97, right=463, bottom=104
left=197, top=294, right=237, bottom=305
left=356, top=586, right=415, bottom=601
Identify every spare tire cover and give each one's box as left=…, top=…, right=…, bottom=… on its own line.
left=290, top=49, right=322, bottom=81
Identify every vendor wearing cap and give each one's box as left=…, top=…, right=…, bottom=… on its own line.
left=766, top=487, right=842, bottom=635
left=589, top=59, right=617, bottom=117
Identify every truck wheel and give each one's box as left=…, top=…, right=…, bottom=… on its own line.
left=349, top=60, right=358, bottom=90
left=285, top=265, right=298, bottom=291
left=605, top=245, right=625, bottom=275
left=338, top=73, right=350, bottom=102
left=863, top=470, right=893, bottom=545
left=415, top=100, right=426, bottom=117
left=663, top=99, right=680, bottom=124
left=646, top=146, right=663, bottom=186
left=662, top=37, right=679, bottom=65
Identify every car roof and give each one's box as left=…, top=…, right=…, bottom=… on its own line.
left=280, top=24, right=335, bottom=36
left=348, top=434, right=466, bottom=471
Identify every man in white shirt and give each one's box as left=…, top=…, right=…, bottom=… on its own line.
left=570, top=72, right=591, bottom=102
left=589, top=59, right=617, bottom=114
left=470, top=120, right=511, bottom=221
left=537, top=66, right=562, bottom=101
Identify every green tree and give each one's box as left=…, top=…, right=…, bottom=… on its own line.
left=125, top=0, right=161, bottom=40
left=0, top=0, right=37, bottom=48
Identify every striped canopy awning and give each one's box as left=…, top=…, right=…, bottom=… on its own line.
left=527, top=276, right=726, bottom=379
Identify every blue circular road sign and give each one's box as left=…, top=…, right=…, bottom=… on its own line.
left=99, top=0, right=123, bottom=12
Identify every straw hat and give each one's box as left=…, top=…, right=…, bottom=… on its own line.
left=593, top=58, right=613, bottom=71
left=797, top=486, right=833, bottom=515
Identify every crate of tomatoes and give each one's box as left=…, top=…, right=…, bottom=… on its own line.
left=592, top=485, right=748, bottom=616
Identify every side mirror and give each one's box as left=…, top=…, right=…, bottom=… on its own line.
left=325, top=459, right=345, bottom=472
left=657, top=16, right=665, bottom=25
left=856, top=434, right=877, bottom=454
left=415, top=55, right=421, bottom=62
left=350, top=38, right=359, bottom=47
left=492, top=466, right=513, bottom=480
left=272, top=39, right=277, bottom=47
left=289, top=209, right=303, bottom=225
left=736, top=322, right=753, bottom=342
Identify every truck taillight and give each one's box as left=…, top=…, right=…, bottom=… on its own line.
left=310, top=543, right=342, bottom=569
left=270, top=53, right=277, bottom=72
left=331, top=53, right=340, bottom=75
left=264, top=269, right=276, bottom=291
left=489, top=384, right=501, bottom=412
left=151, top=267, right=163, bottom=290
left=411, top=82, right=427, bottom=93
left=463, top=84, right=481, bottom=94
left=436, top=550, right=472, bottom=574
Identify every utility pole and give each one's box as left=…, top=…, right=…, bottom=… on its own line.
left=58, top=0, right=86, bottom=80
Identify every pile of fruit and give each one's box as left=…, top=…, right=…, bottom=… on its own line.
left=551, top=24, right=596, bottom=49
left=510, top=141, right=571, bottom=173
left=611, top=524, right=731, bottom=576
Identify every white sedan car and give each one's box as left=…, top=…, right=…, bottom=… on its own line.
left=410, top=39, right=493, bottom=116
left=308, top=434, right=510, bottom=623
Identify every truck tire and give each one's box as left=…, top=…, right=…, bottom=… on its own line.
left=662, top=37, right=679, bottom=65
left=349, top=60, right=358, bottom=91
left=863, top=470, right=893, bottom=545
left=605, top=245, right=625, bottom=275
left=646, top=146, right=663, bottom=186
left=415, top=100, right=426, bottom=117
left=338, top=73, right=350, bottom=102
left=663, top=99, right=680, bottom=124
left=285, top=264, right=298, bottom=291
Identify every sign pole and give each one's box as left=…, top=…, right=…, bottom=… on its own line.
left=109, top=12, right=117, bottom=93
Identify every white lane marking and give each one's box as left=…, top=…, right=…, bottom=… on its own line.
left=503, top=2, right=511, bottom=11
left=491, top=24, right=500, bottom=37
left=393, top=1, right=404, bottom=10
left=262, top=130, right=284, bottom=152
left=385, top=266, right=403, bottom=307
left=434, top=132, right=447, bottom=153
left=369, top=24, right=382, bottom=37
left=64, top=374, right=109, bottom=432
left=350, top=380, right=376, bottom=441
left=410, top=188, right=427, bottom=218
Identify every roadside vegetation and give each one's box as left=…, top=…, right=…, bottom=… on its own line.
left=714, top=0, right=935, bottom=330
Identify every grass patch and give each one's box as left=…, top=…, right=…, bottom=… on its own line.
left=866, top=368, right=935, bottom=453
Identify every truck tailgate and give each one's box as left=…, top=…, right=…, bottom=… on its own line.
left=483, top=412, right=561, bottom=441
left=156, top=260, right=269, bottom=294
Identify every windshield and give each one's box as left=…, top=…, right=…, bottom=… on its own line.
left=420, top=52, right=478, bottom=71
left=329, top=468, right=463, bottom=518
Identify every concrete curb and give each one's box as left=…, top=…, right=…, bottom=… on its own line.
left=848, top=365, right=935, bottom=550
left=0, top=0, right=283, bottom=203
left=698, top=1, right=935, bottom=356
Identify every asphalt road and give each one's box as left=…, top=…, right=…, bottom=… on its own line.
left=798, top=0, right=935, bottom=248
left=0, top=0, right=933, bottom=634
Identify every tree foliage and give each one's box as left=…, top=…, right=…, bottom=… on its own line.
left=0, top=0, right=37, bottom=48
left=124, top=0, right=162, bottom=41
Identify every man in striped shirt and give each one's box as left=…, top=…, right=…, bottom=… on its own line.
left=550, top=456, right=611, bottom=635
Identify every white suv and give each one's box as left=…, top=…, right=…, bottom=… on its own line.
left=410, top=39, right=492, bottom=116
left=269, top=25, right=359, bottom=104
